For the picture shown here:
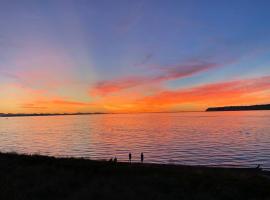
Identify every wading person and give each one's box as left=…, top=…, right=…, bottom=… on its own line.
left=141, top=152, right=144, bottom=163
left=129, top=152, right=132, bottom=163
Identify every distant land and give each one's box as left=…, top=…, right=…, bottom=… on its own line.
left=206, top=104, right=270, bottom=112
left=0, top=112, right=107, bottom=117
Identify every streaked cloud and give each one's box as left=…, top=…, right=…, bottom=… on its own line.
left=91, top=60, right=219, bottom=96
left=134, top=53, right=153, bottom=67
left=21, top=104, right=48, bottom=110
left=35, top=99, right=95, bottom=107
left=136, top=75, right=270, bottom=110
left=86, top=75, right=270, bottom=112
left=18, top=99, right=95, bottom=111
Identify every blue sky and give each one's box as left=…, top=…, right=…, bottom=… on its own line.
left=1, top=0, right=270, bottom=112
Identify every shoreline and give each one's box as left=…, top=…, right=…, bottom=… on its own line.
left=0, top=111, right=203, bottom=118
left=0, top=113, right=107, bottom=118
left=1, top=152, right=270, bottom=199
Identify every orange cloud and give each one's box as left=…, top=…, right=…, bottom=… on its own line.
left=90, top=61, right=219, bottom=96
left=87, top=75, right=270, bottom=113
left=37, top=99, right=95, bottom=106
left=21, top=104, right=48, bottom=109
left=135, top=75, right=270, bottom=110
left=19, top=98, right=97, bottom=111
left=0, top=81, right=99, bottom=113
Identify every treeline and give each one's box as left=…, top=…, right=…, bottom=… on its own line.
left=0, top=112, right=106, bottom=117
left=206, top=104, right=270, bottom=111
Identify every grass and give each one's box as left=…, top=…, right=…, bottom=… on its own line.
left=0, top=152, right=269, bottom=200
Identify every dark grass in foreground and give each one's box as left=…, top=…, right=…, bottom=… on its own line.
left=0, top=153, right=270, bottom=200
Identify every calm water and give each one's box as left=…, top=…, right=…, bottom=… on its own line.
left=0, top=111, right=270, bottom=168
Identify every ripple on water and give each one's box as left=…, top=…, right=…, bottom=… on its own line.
left=0, top=112, right=270, bottom=167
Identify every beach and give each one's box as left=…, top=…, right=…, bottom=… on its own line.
left=0, top=152, right=269, bottom=200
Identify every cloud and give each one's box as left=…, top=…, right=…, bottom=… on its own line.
left=20, top=104, right=48, bottom=109
left=136, top=75, right=270, bottom=109
left=0, top=70, right=21, bottom=81
left=49, top=99, right=95, bottom=106
left=134, top=53, right=153, bottom=66
left=90, top=75, right=270, bottom=112
left=22, top=99, right=96, bottom=108
left=90, top=60, right=219, bottom=96
left=0, top=40, right=82, bottom=90
left=0, top=81, right=96, bottom=113
left=16, top=98, right=99, bottom=113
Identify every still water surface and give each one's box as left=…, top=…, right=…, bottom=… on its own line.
left=0, top=111, right=270, bottom=168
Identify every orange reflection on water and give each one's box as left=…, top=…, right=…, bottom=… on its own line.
left=0, top=111, right=270, bottom=166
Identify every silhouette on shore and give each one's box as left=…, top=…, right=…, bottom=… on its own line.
left=0, top=152, right=269, bottom=199
left=114, top=157, right=117, bottom=163
left=256, top=164, right=261, bottom=170
left=141, top=152, right=144, bottom=163
left=129, top=152, right=132, bottom=163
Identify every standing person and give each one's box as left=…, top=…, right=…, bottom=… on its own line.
left=129, top=152, right=132, bottom=163
left=141, top=152, right=144, bottom=163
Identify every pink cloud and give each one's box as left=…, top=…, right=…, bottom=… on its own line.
left=90, top=61, right=219, bottom=96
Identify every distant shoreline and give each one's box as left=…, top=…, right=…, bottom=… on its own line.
left=0, top=112, right=107, bottom=118
left=0, top=111, right=203, bottom=117
left=206, top=104, right=270, bottom=112
left=1, top=107, right=270, bottom=117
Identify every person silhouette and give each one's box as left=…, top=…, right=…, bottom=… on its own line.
left=141, top=152, right=144, bottom=163
left=114, top=157, right=117, bottom=163
left=129, top=152, right=132, bottom=163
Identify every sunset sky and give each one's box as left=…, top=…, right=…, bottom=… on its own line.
left=1, top=0, right=270, bottom=113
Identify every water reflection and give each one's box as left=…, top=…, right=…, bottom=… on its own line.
left=0, top=111, right=270, bottom=167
